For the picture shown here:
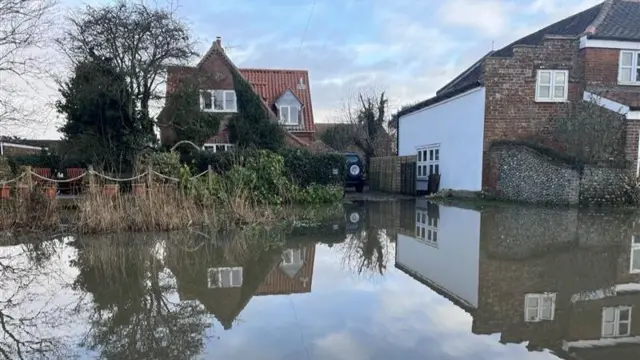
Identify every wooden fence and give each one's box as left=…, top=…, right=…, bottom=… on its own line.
left=368, top=156, right=416, bottom=195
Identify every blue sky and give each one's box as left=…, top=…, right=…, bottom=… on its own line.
left=20, top=0, right=604, bottom=137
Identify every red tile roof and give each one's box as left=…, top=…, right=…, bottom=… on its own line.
left=238, top=69, right=314, bottom=133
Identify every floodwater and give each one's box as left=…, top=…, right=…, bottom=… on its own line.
left=2, top=199, right=640, bottom=360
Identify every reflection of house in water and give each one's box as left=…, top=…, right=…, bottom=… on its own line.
left=395, top=199, right=481, bottom=310
left=396, top=201, right=640, bottom=359
left=256, top=247, right=315, bottom=296
left=165, top=242, right=316, bottom=330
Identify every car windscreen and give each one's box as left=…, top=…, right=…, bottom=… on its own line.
left=346, top=154, right=359, bottom=163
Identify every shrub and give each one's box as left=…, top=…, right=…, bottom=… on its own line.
left=7, top=151, right=60, bottom=173
left=145, top=151, right=181, bottom=178
left=279, top=148, right=345, bottom=186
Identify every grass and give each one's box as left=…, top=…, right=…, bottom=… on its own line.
left=0, top=185, right=304, bottom=234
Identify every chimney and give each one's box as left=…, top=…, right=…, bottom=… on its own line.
left=216, top=36, right=222, bottom=48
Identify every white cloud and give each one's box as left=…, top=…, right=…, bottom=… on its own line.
left=437, top=0, right=512, bottom=37
left=314, top=331, right=373, bottom=360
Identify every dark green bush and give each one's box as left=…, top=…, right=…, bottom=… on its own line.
left=7, top=151, right=60, bottom=173
left=180, top=148, right=345, bottom=187
left=279, top=148, right=345, bottom=187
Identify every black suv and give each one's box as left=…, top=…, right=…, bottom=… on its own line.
left=344, top=152, right=365, bottom=193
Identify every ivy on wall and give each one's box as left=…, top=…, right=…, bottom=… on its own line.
left=163, top=77, right=222, bottom=146
left=227, top=71, right=285, bottom=151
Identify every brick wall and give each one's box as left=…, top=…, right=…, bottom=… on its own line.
left=482, top=37, right=581, bottom=188
left=582, top=48, right=640, bottom=108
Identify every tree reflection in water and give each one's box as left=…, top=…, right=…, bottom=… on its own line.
left=71, top=234, right=212, bottom=360
left=0, top=237, right=77, bottom=359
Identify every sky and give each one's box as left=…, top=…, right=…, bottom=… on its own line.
left=5, top=0, right=603, bottom=139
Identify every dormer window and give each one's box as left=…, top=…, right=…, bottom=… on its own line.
left=200, top=90, right=237, bottom=112
left=279, top=105, right=300, bottom=125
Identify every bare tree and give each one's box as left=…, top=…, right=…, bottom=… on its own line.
left=339, top=89, right=394, bottom=164
left=0, top=0, right=57, bottom=129
left=59, top=0, right=198, bottom=124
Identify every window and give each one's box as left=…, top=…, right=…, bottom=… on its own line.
left=200, top=90, right=237, bottom=112
left=619, top=51, right=640, bottom=84
left=525, top=293, right=556, bottom=322
left=602, top=307, right=632, bottom=338
left=207, top=267, right=243, bottom=288
left=282, top=248, right=305, bottom=265
left=203, top=143, right=234, bottom=153
left=415, top=209, right=438, bottom=248
left=279, top=105, right=301, bottom=125
left=535, top=70, right=568, bottom=102
left=631, top=235, right=640, bottom=274
left=416, top=145, right=440, bottom=179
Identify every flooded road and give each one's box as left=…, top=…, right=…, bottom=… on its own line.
left=1, top=200, right=640, bottom=359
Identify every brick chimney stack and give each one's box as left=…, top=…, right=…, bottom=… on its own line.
left=216, top=36, right=222, bottom=48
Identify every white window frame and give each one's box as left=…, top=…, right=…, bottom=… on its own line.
left=203, top=143, right=234, bottom=153
left=524, top=293, right=556, bottom=322
left=619, top=50, right=640, bottom=85
left=602, top=307, right=632, bottom=338
left=207, top=267, right=243, bottom=288
left=535, top=70, right=569, bottom=102
left=631, top=235, right=640, bottom=274
left=415, top=209, right=438, bottom=248
left=279, top=105, right=301, bottom=125
left=416, top=144, right=440, bottom=180
left=200, top=90, right=237, bottom=112
left=281, top=248, right=305, bottom=265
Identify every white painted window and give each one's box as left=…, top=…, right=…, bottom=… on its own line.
left=203, top=143, right=234, bottom=153
left=415, top=209, right=438, bottom=248
left=200, top=90, right=237, bottom=112
left=619, top=51, right=640, bottom=85
left=525, top=293, right=556, bottom=322
left=535, top=70, right=568, bottom=102
left=207, top=267, right=243, bottom=288
left=279, top=105, right=301, bottom=125
left=631, top=235, right=640, bottom=274
left=602, top=307, right=632, bottom=338
left=416, top=145, right=440, bottom=179
left=282, top=248, right=305, bottom=265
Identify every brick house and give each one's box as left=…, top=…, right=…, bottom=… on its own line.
left=159, top=37, right=318, bottom=151
left=397, top=0, right=640, bottom=192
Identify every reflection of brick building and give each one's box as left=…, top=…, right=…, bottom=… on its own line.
left=256, top=246, right=316, bottom=296
left=396, top=202, right=640, bottom=359
left=166, top=242, right=316, bottom=330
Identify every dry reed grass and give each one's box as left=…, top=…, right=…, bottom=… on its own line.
left=75, top=185, right=284, bottom=234
left=0, top=191, right=62, bottom=232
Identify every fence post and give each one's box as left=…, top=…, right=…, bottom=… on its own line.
left=87, top=165, right=95, bottom=193
left=23, top=166, right=33, bottom=190
left=208, top=165, right=213, bottom=192
left=147, top=161, right=153, bottom=188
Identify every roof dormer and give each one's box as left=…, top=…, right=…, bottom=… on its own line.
left=275, top=89, right=303, bottom=125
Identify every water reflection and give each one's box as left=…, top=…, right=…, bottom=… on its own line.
left=396, top=199, right=640, bottom=359
left=2, top=200, right=640, bottom=359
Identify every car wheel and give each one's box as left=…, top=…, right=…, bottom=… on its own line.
left=349, top=164, right=361, bottom=176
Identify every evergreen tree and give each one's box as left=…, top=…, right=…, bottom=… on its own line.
left=56, top=56, right=156, bottom=171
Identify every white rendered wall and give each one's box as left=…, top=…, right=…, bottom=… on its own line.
left=398, top=87, right=486, bottom=191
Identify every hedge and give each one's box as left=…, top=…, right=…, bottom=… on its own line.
left=183, top=148, right=345, bottom=186
left=279, top=148, right=344, bottom=186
